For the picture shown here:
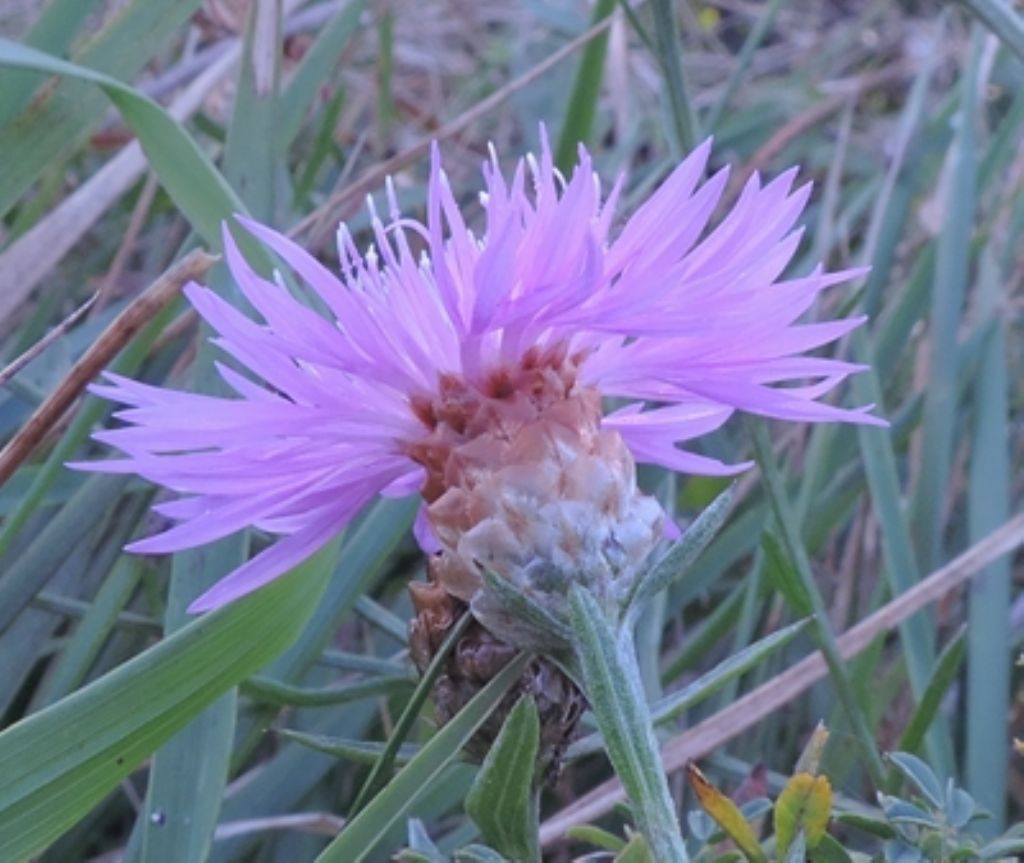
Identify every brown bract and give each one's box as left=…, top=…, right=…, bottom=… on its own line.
left=406, top=345, right=661, bottom=612
left=408, top=575, right=584, bottom=777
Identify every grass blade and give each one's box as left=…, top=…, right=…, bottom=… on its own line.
left=648, top=0, right=699, bottom=153
left=954, top=0, right=1024, bottom=62
left=554, top=0, right=617, bottom=173
left=0, top=37, right=247, bottom=248
left=0, top=542, right=335, bottom=861
left=965, top=246, right=1011, bottom=831
left=0, top=0, right=202, bottom=218
left=315, top=652, right=531, bottom=862
left=910, top=30, right=982, bottom=573
left=747, top=420, right=884, bottom=785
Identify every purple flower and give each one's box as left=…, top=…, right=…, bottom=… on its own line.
left=77, top=136, right=882, bottom=613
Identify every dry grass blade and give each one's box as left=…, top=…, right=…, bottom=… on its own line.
left=539, top=510, right=1024, bottom=847
left=213, top=812, right=346, bottom=840
left=290, top=14, right=617, bottom=248
left=0, top=249, right=217, bottom=487
left=0, top=292, right=97, bottom=385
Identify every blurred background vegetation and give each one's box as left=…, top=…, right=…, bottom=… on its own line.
left=0, top=0, right=1022, bottom=860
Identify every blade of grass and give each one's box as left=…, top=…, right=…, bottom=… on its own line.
left=0, top=0, right=202, bottom=218
left=0, top=38, right=248, bottom=248
left=897, top=625, right=967, bottom=757
left=241, top=674, right=413, bottom=707
left=315, top=652, right=531, bottom=862
left=570, top=618, right=810, bottom=759
left=231, top=497, right=417, bottom=764
left=277, top=731, right=420, bottom=766
left=31, top=557, right=146, bottom=708
left=349, top=612, right=472, bottom=815
left=0, top=542, right=335, bottom=861
left=140, top=5, right=284, bottom=852
left=0, top=0, right=101, bottom=125
left=747, top=420, right=884, bottom=785
left=704, top=0, right=783, bottom=133
left=554, top=0, right=617, bottom=173
left=910, top=29, right=982, bottom=574
left=648, top=0, right=699, bottom=153
left=0, top=474, right=129, bottom=637
left=277, top=0, right=365, bottom=148
left=954, top=0, right=1024, bottom=62
left=661, top=579, right=745, bottom=684
left=965, top=246, right=1011, bottom=832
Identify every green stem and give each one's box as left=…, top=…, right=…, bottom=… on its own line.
left=569, top=585, right=688, bottom=862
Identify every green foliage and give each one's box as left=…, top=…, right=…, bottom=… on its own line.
left=1, top=2, right=1022, bottom=860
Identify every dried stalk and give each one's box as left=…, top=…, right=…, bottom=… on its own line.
left=0, top=250, right=216, bottom=487
left=0, top=292, right=97, bottom=386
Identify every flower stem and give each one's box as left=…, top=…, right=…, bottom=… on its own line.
left=568, top=585, right=688, bottom=862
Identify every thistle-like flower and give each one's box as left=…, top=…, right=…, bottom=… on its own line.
left=79, top=136, right=881, bottom=621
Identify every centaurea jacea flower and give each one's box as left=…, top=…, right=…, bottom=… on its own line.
left=80, top=137, right=881, bottom=624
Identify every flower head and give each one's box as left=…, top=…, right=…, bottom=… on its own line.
left=79, top=135, right=882, bottom=614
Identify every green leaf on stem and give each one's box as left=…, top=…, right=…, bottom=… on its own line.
left=465, top=694, right=541, bottom=862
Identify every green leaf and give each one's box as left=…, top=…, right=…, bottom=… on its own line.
left=979, top=836, right=1024, bottom=859
left=897, top=626, right=966, bottom=755
left=466, top=695, right=541, bottom=863
left=879, top=797, right=939, bottom=829
left=315, top=652, right=532, bottom=862
left=760, top=531, right=813, bottom=617
left=278, top=0, right=366, bottom=147
left=811, top=833, right=855, bottom=863
left=276, top=730, right=421, bottom=766
left=648, top=0, right=699, bottom=152
left=240, top=673, right=413, bottom=707
left=886, top=752, right=944, bottom=808
left=349, top=610, right=472, bottom=814
left=566, top=824, right=627, bottom=852
left=945, top=785, right=976, bottom=829
left=832, top=812, right=897, bottom=840
left=454, top=846, right=509, bottom=863
left=0, top=0, right=202, bottom=218
left=554, top=0, right=617, bottom=173
left=0, top=543, right=334, bottom=861
left=686, top=763, right=767, bottom=863
left=615, top=833, right=656, bottom=863
left=782, top=831, right=807, bottom=863
left=628, top=484, right=735, bottom=611
left=774, top=773, right=832, bottom=857
left=0, top=37, right=247, bottom=248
